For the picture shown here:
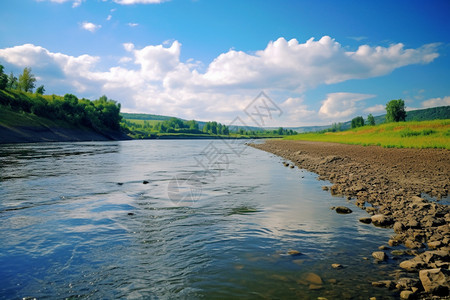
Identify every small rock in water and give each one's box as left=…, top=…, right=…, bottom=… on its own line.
left=328, top=279, right=337, bottom=284
left=372, top=251, right=387, bottom=261
left=335, top=206, right=352, bottom=214
left=378, top=245, right=390, bottom=250
left=127, top=212, right=135, bottom=216
left=287, top=250, right=302, bottom=256
left=143, top=180, right=149, bottom=184
left=322, top=186, right=329, bottom=191
left=331, top=263, right=343, bottom=269
left=399, top=290, right=415, bottom=300
left=305, top=272, right=323, bottom=285
left=290, top=165, right=295, bottom=169
left=117, top=182, right=123, bottom=186
left=391, top=250, right=406, bottom=256
left=359, top=217, right=372, bottom=224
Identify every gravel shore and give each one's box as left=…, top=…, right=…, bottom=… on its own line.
left=251, top=140, right=450, bottom=299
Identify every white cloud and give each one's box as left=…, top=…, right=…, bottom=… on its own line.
left=81, top=22, right=101, bottom=33
left=364, top=104, right=385, bottom=114
left=191, top=36, right=440, bottom=93
left=319, top=93, right=375, bottom=120
left=123, top=43, right=135, bottom=52
left=0, top=37, right=440, bottom=125
left=127, top=23, right=139, bottom=27
left=421, top=96, right=450, bottom=108
left=113, top=0, right=168, bottom=4
left=106, top=15, right=112, bottom=21
left=36, top=0, right=83, bottom=7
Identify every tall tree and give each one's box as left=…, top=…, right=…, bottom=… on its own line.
left=367, top=114, right=375, bottom=126
left=0, top=64, right=7, bottom=90
left=351, top=116, right=365, bottom=128
left=36, top=85, right=45, bottom=95
left=18, top=67, right=36, bottom=92
left=386, top=99, right=406, bottom=122
left=7, top=72, right=18, bottom=89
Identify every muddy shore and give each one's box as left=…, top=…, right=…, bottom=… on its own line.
left=250, top=140, right=450, bottom=299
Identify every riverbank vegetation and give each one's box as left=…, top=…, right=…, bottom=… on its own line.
left=285, top=119, right=450, bottom=149
left=121, top=116, right=296, bottom=139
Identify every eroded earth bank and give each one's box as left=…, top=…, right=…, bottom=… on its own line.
left=250, top=140, right=450, bottom=299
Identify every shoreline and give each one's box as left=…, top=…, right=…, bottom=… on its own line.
left=250, top=140, right=450, bottom=299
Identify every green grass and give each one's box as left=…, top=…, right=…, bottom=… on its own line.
left=285, top=119, right=450, bottom=149
left=0, top=106, right=76, bottom=129
left=123, top=119, right=162, bottom=126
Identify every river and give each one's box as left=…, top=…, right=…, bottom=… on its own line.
left=0, top=140, right=400, bottom=299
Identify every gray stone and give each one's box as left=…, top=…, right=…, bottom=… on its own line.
left=359, top=217, right=372, bottom=224
left=335, top=206, right=352, bottom=214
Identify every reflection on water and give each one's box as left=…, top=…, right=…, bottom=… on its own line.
left=0, top=140, right=399, bottom=299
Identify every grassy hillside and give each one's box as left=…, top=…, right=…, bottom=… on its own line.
left=288, top=106, right=450, bottom=133
left=120, top=112, right=174, bottom=121
left=285, top=119, right=450, bottom=149
left=0, top=105, right=76, bottom=128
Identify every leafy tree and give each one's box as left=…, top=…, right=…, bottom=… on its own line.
left=7, top=72, right=18, bottom=89
left=367, top=114, right=375, bottom=126
left=386, top=99, right=406, bottom=122
left=36, top=85, right=45, bottom=95
left=18, top=67, right=36, bottom=92
left=351, top=116, right=365, bottom=129
left=0, top=64, right=7, bottom=90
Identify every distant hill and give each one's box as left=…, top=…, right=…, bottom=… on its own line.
left=121, top=106, right=450, bottom=133
left=120, top=112, right=174, bottom=121
left=289, top=106, right=450, bottom=133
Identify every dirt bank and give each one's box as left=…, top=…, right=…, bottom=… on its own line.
left=251, top=140, right=450, bottom=299
left=0, top=124, right=130, bottom=144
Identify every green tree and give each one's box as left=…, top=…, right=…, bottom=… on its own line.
left=36, top=85, right=45, bottom=95
left=386, top=99, right=406, bottom=122
left=367, top=113, right=375, bottom=126
left=0, top=64, right=7, bottom=90
left=18, top=67, right=36, bottom=92
left=351, top=116, right=365, bottom=129
left=7, top=72, right=18, bottom=89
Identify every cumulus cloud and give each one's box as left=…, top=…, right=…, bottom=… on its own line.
left=319, top=93, right=375, bottom=120
left=81, top=22, right=101, bottom=33
left=36, top=0, right=83, bottom=7
left=421, top=96, right=450, bottom=108
left=127, top=23, right=139, bottom=27
left=364, top=104, right=385, bottom=114
left=0, top=37, right=440, bottom=124
left=113, top=0, right=169, bottom=4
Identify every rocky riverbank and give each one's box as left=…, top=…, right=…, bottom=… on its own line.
left=250, top=140, right=450, bottom=299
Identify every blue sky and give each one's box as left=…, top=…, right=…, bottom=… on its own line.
left=0, top=0, right=449, bottom=126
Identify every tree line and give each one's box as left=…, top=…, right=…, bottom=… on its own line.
left=351, top=99, right=406, bottom=129
left=0, top=64, right=122, bottom=132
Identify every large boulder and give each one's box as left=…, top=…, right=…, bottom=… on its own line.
left=419, top=268, right=450, bottom=296
left=399, top=257, right=426, bottom=271
left=371, top=214, right=394, bottom=227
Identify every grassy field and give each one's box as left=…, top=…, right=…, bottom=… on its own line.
left=123, top=119, right=162, bottom=126
left=285, top=119, right=450, bottom=149
left=0, top=106, right=76, bottom=128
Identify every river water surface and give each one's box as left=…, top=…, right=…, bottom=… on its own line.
left=0, top=140, right=401, bottom=299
